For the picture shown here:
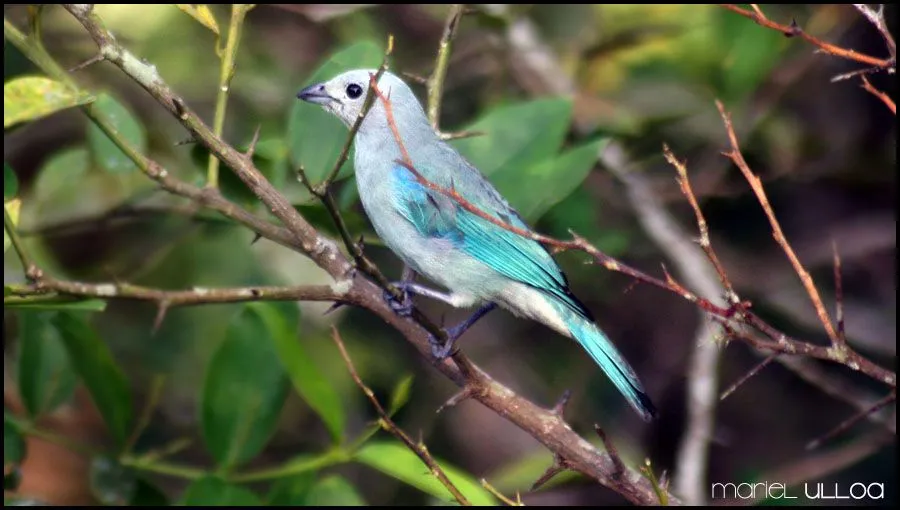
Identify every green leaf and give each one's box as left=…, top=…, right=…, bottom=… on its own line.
left=89, top=456, right=137, bottom=506
left=4, top=414, right=25, bottom=465
left=387, top=374, right=414, bottom=416
left=17, top=311, right=78, bottom=418
left=5, top=296, right=107, bottom=312
left=355, top=441, right=496, bottom=505
left=451, top=98, right=572, bottom=177
left=52, top=312, right=133, bottom=447
left=201, top=304, right=290, bottom=470
left=3, top=76, right=93, bottom=128
left=175, top=4, right=220, bottom=35
left=305, top=475, right=366, bottom=506
left=87, top=93, right=146, bottom=173
left=4, top=163, right=17, bottom=200
left=267, top=472, right=316, bottom=506
left=287, top=40, right=383, bottom=192
left=181, top=476, right=262, bottom=506
left=491, top=138, right=606, bottom=221
left=267, top=302, right=345, bottom=443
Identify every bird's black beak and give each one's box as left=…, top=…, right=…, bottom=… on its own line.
left=297, top=83, right=333, bottom=105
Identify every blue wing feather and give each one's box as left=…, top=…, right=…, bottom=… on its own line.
left=392, top=164, right=592, bottom=322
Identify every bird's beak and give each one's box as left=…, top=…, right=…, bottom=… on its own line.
left=297, top=83, right=334, bottom=105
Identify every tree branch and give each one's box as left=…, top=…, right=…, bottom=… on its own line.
left=718, top=4, right=895, bottom=70
left=54, top=7, right=675, bottom=504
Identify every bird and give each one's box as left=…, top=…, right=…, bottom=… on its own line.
left=298, top=69, right=657, bottom=422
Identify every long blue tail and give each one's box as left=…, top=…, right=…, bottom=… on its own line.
left=565, top=312, right=657, bottom=422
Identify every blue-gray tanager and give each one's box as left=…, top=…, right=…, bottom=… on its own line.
left=299, top=70, right=657, bottom=421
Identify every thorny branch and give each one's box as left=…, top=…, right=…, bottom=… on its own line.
left=45, top=5, right=672, bottom=504
left=330, top=327, right=472, bottom=506
left=719, top=4, right=895, bottom=70
left=720, top=4, right=896, bottom=114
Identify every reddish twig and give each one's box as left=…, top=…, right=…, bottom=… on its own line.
left=718, top=4, right=894, bottom=69
left=860, top=75, right=896, bottom=114
left=716, top=100, right=841, bottom=346
left=664, top=144, right=741, bottom=307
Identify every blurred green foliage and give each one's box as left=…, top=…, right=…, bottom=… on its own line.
left=3, top=3, right=895, bottom=507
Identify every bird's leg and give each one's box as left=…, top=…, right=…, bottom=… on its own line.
left=429, top=302, right=498, bottom=359
left=383, top=265, right=421, bottom=316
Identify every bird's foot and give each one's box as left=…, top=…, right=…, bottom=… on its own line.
left=383, top=281, right=414, bottom=317
left=428, top=332, right=458, bottom=360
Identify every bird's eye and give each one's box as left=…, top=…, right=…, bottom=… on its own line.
left=346, top=83, right=363, bottom=99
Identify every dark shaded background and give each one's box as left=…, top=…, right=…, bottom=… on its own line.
left=4, top=4, right=896, bottom=506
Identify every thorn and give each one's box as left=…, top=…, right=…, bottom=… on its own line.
left=152, top=301, right=170, bottom=334
left=594, top=424, right=626, bottom=478
left=551, top=389, right=572, bottom=417
left=173, top=97, right=188, bottom=119
left=323, top=301, right=348, bottom=316
left=436, top=385, right=476, bottom=414
left=787, top=18, right=800, bottom=37
left=531, top=455, right=568, bottom=491
left=251, top=232, right=263, bottom=245
left=68, top=53, right=104, bottom=73
left=174, top=137, right=197, bottom=147
left=244, top=124, right=262, bottom=160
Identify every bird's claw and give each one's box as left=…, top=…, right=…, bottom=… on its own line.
left=428, top=333, right=456, bottom=360
left=383, top=284, right=414, bottom=317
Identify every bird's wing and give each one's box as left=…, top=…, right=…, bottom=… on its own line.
left=391, top=161, right=593, bottom=322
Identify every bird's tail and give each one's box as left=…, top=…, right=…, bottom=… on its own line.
left=564, top=312, right=657, bottom=422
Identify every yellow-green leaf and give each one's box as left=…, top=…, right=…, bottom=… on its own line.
left=355, top=441, right=496, bottom=505
left=4, top=76, right=93, bottom=128
left=175, top=5, right=220, bottom=35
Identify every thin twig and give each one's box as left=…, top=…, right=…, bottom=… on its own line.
left=718, top=4, right=894, bottom=69
left=719, top=352, right=779, bottom=401
left=207, top=4, right=254, bottom=189
left=716, top=100, right=841, bottom=346
left=853, top=4, right=896, bottom=61
left=663, top=144, right=741, bottom=307
left=330, top=327, right=472, bottom=506
left=6, top=279, right=344, bottom=307
left=4, top=204, right=39, bottom=279
left=860, top=75, right=896, bottom=114
left=481, top=479, right=525, bottom=506
left=806, top=391, right=897, bottom=450
left=426, top=4, right=464, bottom=129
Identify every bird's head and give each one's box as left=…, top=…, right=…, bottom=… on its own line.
left=297, top=69, right=429, bottom=133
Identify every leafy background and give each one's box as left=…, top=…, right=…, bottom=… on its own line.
left=3, top=4, right=896, bottom=506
